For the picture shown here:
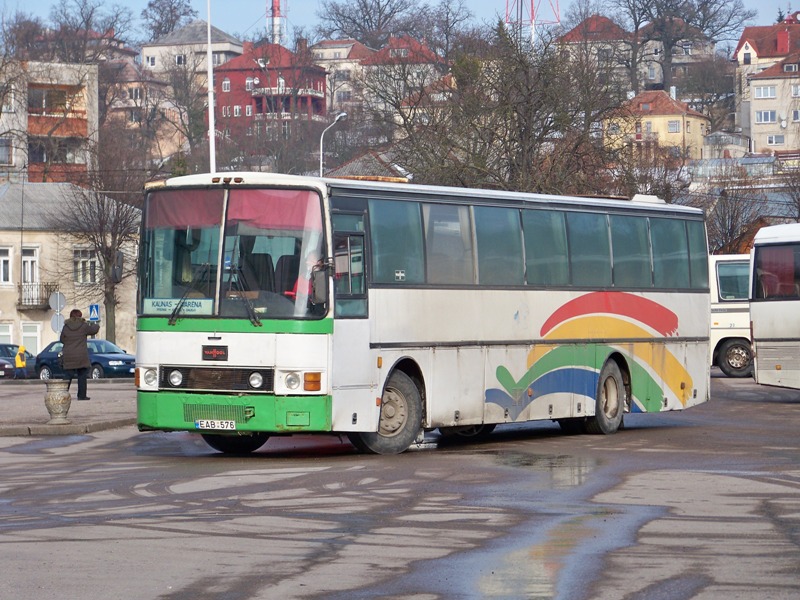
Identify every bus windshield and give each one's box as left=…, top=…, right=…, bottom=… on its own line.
left=139, top=187, right=325, bottom=320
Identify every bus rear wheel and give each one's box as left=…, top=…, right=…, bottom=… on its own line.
left=347, top=370, right=422, bottom=455
left=201, top=433, right=269, bottom=454
left=585, top=360, right=625, bottom=435
left=718, top=339, right=753, bottom=378
left=438, top=423, right=496, bottom=442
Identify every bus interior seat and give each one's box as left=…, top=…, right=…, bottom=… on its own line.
left=275, top=254, right=300, bottom=294
left=248, top=253, right=275, bottom=291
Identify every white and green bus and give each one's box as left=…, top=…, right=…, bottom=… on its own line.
left=750, top=223, right=800, bottom=389
left=136, top=173, right=710, bottom=454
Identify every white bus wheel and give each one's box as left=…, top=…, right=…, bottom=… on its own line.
left=718, top=339, right=753, bottom=378
left=585, top=361, right=625, bottom=435
left=347, top=370, right=422, bottom=455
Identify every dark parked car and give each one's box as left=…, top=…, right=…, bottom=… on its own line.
left=0, top=344, right=35, bottom=378
left=35, top=339, right=135, bottom=380
left=0, top=357, right=15, bottom=379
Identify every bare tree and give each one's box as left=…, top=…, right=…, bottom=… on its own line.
left=46, top=182, right=140, bottom=343
left=140, top=0, right=197, bottom=42
left=47, top=0, right=133, bottom=64
left=679, top=51, right=735, bottom=131
left=691, top=163, right=765, bottom=253
left=317, top=0, right=416, bottom=48
left=638, top=0, right=756, bottom=93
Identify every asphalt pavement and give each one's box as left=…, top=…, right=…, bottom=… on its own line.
left=0, top=377, right=137, bottom=436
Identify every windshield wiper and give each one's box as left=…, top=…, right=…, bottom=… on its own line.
left=230, top=268, right=262, bottom=327
left=169, top=263, right=210, bottom=326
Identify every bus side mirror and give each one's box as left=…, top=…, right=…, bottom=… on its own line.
left=311, top=269, right=328, bottom=306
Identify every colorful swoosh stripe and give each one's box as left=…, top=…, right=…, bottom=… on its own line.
left=486, top=292, right=693, bottom=420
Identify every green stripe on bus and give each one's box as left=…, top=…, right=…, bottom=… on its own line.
left=137, top=391, right=333, bottom=432
left=137, top=317, right=333, bottom=334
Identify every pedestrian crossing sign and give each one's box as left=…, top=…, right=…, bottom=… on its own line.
left=88, top=304, right=100, bottom=322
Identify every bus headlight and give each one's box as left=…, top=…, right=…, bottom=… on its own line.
left=285, top=371, right=301, bottom=390
left=143, top=368, right=158, bottom=386
left=168, top=370, right=183, bottom=387
left=249, top=371, right=264, bottom=389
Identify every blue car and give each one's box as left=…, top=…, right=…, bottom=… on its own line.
left=36, top=339, right=136, bottom=380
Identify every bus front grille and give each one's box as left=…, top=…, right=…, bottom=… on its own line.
left=160, top=366, right=275, bottom=393
left=184, top=404, right=250, bottom=422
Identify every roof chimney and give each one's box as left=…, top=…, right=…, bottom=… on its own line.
left=778, top=29, right=790, bottom=55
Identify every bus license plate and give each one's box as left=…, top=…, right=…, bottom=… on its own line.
left=195, top=419, right=236, bottom=430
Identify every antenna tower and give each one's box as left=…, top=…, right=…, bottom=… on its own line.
left=505, top=0, right=561, bottom=46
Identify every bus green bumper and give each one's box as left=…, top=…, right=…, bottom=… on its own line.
left=137, top=390, right=333, bottom=433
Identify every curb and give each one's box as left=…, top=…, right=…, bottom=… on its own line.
left=0, top=418, right=137, bottom=437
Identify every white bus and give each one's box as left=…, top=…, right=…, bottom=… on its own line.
left=136, top=173, right=710, bottom=454
left=709, top=254, right=752, bottom=377
left=750, top=223, right=800, bottom=389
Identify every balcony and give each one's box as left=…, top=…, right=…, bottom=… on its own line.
left=251, top=86, right=325, bottom=98
left=17, top=282, right=60, bottom=311
left=28, top=112, right=89, bottom=137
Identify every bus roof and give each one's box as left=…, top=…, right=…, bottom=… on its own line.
left=146, top=171, right=704, bottom=217
left=753, top=223, right=800, bottom=245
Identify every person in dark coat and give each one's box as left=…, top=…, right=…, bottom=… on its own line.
left=60, top=308, right=100, bottom=400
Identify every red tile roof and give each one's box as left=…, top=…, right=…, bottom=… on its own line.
left=559, top=15, right=629, bottom=43
left=621, top=90, right=707, bottom=119
left=734, top=14, right=800, bottom=59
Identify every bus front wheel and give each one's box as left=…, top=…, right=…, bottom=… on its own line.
left=201, top=433, right=269, bottom=454
left=585, top=361, right=625, bottom=435
left=348, top=370, right=422, bottom=455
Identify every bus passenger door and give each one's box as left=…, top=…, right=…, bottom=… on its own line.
left=330, top=218, right=376, bottom=432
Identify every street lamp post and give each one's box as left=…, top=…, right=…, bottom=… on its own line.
left=319, top=112, right=347, bottom=177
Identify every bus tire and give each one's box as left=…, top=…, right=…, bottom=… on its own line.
left=347, top=370, right=422, bottom=455
left=201, top=433, right=269, bottom=454
left=717, top=339, right=753, bottom=378
left=585, top=360, right=625, bottom=435
left=438, top=423, right=496, bottom=442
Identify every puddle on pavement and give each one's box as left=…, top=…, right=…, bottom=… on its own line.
left=491, top=452, right=599, bottom=489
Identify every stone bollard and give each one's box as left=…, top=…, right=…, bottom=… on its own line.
left=44, top=379, right=72, bottom=425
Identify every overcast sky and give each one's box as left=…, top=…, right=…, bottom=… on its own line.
left=1, top=0, right=782, bottom=45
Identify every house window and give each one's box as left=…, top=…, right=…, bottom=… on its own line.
left=334, top=69, right=351, bottom=80
left=668, top=120, right=680, bottom=133
left=0, top=137, right=12, bottom=166
left=793, top=110, right=800, bottom=122
left=686, top=121, right=691, bottom=133
left=648, top=65, right=656, bottom=80
left=0, top=248, right=11, bottom=283
left=28, top=88, right=67, bottom=113
left=785, top=64, right=798, bottom=72
left=793, top=85, right=800, bottom=97
left=128, top=109, right=142, bottom=123
left=743, top=52, right=751, bottom=65
left=222, top=78, right=230, bottom=92
left=129, top=87, right=142, bottom=101
left=175, top=54, right=186, bottom=66
left=212, top=52, right=224, bottom=66
left=336, top=90, right=352, bottom=103
left=756, top=110, right=777, bottom=123
left=233, top=105, right=241, bottom=117
left=754, top=86, right=777, bottom=99
left=389, top=48, right=409, bottom=58
left=245, top=77, right=254, bottom=91
left=640, top=102, right=650, bottom=111
left=73, top=249, right=98, bottom=284
left=644, top=121, right=652, bottom=133
left=2, top=85, right=14, bottom=112
left=245, top=105, right=252, bottom=116
left=0, top=324, right=10, bottom=343
left=22, top=248, right=38, bottom=284
left=768, top=135, right=785, bottom=145
left=146, top=56, right=156, bottom=67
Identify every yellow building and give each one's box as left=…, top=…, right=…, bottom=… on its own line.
left=605, top=90, right=711, bottom=160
